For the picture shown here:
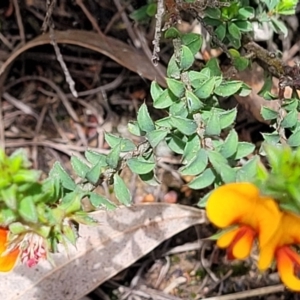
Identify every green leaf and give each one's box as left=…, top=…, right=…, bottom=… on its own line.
left=71, top=156, right=90, bottom=179
left=275, top=0, right=297, bottom=15
left=236, top=156, right=259, bottom=181
left=137, top=103, right=155, bottom=133
left=220, top=129, right=238, bottom=158
left=288, top=130, right=300, bottom=147
left=146, top=3, right=157, bottom=16
left=215, top=24, right=226, bottom=41
left=113, top=174, right=132, bottom=206
left=19, top=197, right=38, bottom=223
left=205, top=110, right=221, bottom=136
left=238, top=83, right=252, bottom=96
left=181, top=33, right=202, bottom=55
left=1, top=185, right=17, bottom=210
left=271, top=17, right=288, bottom=37
left=219, top=108, right=237, bottom=129
left=167, top=55, right=181, bottom=79
left=214, top=81, right=242, bottom=97
left=233, top=57, right=249, bottom=71
left=186, top=90, right=203, bottom=112
left=261, top=106, right=278, bottom=120
left=0, top=208, right=17, bottom=226
left=130, top=3, right=157, bottom=20
left=235, top=142, right=255, bottom=159
left=206, top=58, right=222, bottom=76
left=153, top=89, right=177, bottom=109
left=146, top=129, right=168, bottom=148
left=127, top=157, right=155, bottom=174
left=89, top=193, right=116, bottom=210
left=281, top=109, right=298, bottom=128
left=106, top=144, right=121, bottom=169
left=188, top=168, right=216, bottom=189
left=227, top=33, right=241, bottom=49
left=228, top=48, right=240, bottom=58
left=219, top=165, right=236, bottom=183
left=166, top=133, right=185, bottom=154
left=238, top=7, right=255, bottom=19
left=205, top=7, right=221, bottom=19
left=194, top=77, right=216, bottom=99
left=85, top=150, right=106, bottom=165
left=60, top=192, right=82, bottom=214
left=170, top=101, right=188, bottom=118
left=208, top=150, right=228, bottom=171
left=49, top=162, right=76, bottom=190
left=188, top=70, right=210, bottom=88
left=203, top=17, right=221, bottom=27
left=180, top=149, right=208, bottom=176
left=150, top=81, right=164, bottom=102
left=63, top=224, right=77, bottom=246
left=170, top=116, right=197, bottom=135
left=128, top=121, right=143, bottom=136
left=164, top=27, right=181, bottom=39
left=155, top=117, right=172, bottom=128
left=86, top=160, right=105, bottom=184
left=105, top=133, right=136, bottom=152
left=228, top=23, right=241, bottom=40
left=9, top=222, right=29, bottom=235
left=180, top=45, right=195, bottom=70
left=166, top=78, right=185, bottom=98
left=182, top=134, right=201, bottom=164
left=283, top=99, right=298, bottom=111
left=234, top=20, right=252, bottom=32
left=261, top=132, right=280, bottom=144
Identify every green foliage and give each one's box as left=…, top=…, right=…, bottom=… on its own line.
left=1, top=0, right=299, bottom=268
left=256, top=145, right=300, bottom=214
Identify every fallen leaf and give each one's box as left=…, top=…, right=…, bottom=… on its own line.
left=0, top=203, right=205, bottom=300
left=0, top=30, right=166, bottom=87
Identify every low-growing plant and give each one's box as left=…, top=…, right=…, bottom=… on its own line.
left=1, top=0, right=300, bottom=292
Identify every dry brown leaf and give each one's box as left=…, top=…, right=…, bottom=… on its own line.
left=0, top=203, right=205, bottom=300
left=0, top=30, right=166, bottom=87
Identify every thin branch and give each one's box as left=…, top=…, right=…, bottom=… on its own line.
left=49, top=27, right=78, bottom=98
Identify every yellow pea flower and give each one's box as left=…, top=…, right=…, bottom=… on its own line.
left=206, top=183, right=281, bottom=260
left=258, top=211, right=300, bottom=291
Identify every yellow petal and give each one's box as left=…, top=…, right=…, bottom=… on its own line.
left=217, top=227, right=240, bottom=249
left=258, top=211, right=300, bottom=270
left=206, top=183, right=259, bottom=228
left=255, top=197, right=282, bottom=247
left=258, top=237, right=278, bottom=270
left=0, top=248, right=19, bottom=272
left=231, top=226, right=256, bottom=260
left=0, top=228, right=19, bottom=272
left=206, top=183, right=281, bottom=247
left=279, top=212, right=300, bottom=245
left=276, top=246, right=300, bottom=292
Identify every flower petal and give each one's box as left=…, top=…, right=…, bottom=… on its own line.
left=231, top=226, right=256, bottom=260
left=258, top=211, right=300, bottom=270
left=0, top=228, right=8, bottom=254
left=255, top=196, right=282, bottom=247
left=0, top=228, right=19, bottom=272
left=217, top=227, right=240, bottom=249
left=0, top=248, right=19, bottom=272
left=206, top=183, right=260, bottom=228
left=276, top=246, right=300, bottom=292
